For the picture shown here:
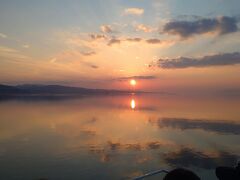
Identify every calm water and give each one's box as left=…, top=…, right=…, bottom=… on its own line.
left=0, top=94, right=239, bottom=180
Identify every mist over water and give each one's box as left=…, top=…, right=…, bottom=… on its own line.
left=0, top=94, right=239, bottom=180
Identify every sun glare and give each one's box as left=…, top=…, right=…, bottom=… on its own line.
left=130, top=99, right=136, bottom=109
left=130, top=79, right=136, bottom=86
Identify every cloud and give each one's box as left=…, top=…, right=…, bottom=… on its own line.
left=124, top=8, right=144, bottom=16
left=145, top=39, right=174, bottom=46
left=100, top=25, right=113, bottom=33
left=0, top=33, right=7, bottom=38
left=125, top=143, right=142, bottom=151
left=162, top=16, right=238, bottom=38
left=50, top=50, right=98, bottom=69
left=0, top=46, right=28, bottom=59
left=106, top=37, right=172, bottom=47
left=164, top=148, right=239, bottom=169
left=146, top=38, right=161, bottom=44
left=90, top=64, right=98, bottom=69
left=22, top=44, right=30, bottom=49
left=136, top=24, right=153, bottom=33
left=81, top=51, right=96, bottom=56
left=89, top=141, right=163, bottom=163
left=108, top=38, right=121, bottom=46
left=125, top=37, right=142, bottom=42
left=108, top=37, right=157, bottom=45
left=81, top=61, right=99, bottom=69
left=107, top=141, right=121, bottom=151
left=149, top=117, right=240, bottom=135
left=106, top=140, right=169, bottom=151
left=0, top=46, right=18, bottom=53
left=89, top=34, right=106, bottom=40
left=154, top=52, right=240, bottom=69
left=88, top=140, right=173, bottom=164
left=146, top=141, right=162, bottom=149
left=117, top=75, right=157, bottom=81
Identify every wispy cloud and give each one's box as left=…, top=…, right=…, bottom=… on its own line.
left=89, top=64, right=98, bottom=69
left=0, top=46, right=18, bottom=53
left=0, top=46, right=29, bottom=59
left=108, top=38, right=121, bottom=46
left=125, top=38, right=142, bottom=42
left=49, top=50, right=98, bottom=69
left=22, top=44, right=30, bottom=49
left=116, top=75, right=157, bottom=81
left=0, top=33, right=7, bottom=38
left=89, top=34, right=106, bottom=40
left=124, top=8, right=144, bottom=16
left=81, top=51, right=96, bottom=56
left=136, top=24, right=154, bottom=33
left=100, top=25, right=114, bottom=33
left=107, top=37, right=173, bottom=47
left=152, top=52, right=240, bottom=69
left=162, top=16, right=239, bottom=38
left=146, top=38, right=161, bottom=44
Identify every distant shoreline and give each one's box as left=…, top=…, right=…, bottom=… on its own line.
left=0, top=84, right=151, bottom=98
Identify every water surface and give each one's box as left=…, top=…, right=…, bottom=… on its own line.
left=0, top=94, right=239, bottom=180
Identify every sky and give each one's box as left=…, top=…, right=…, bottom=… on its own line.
left=0, top=0, right=240, bottom=93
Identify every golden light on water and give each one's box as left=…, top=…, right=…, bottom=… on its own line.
left=130, top=79, right=136, bottom=86
left=130, top=99, right=136, bottom=109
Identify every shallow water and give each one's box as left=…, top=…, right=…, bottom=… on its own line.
left=0, top=94, right=239, bottom=180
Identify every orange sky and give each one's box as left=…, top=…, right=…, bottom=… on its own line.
left=0, top=0, right=240, bottom=93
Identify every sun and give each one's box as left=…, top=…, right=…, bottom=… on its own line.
left=130, top=79, right=136, bottom=86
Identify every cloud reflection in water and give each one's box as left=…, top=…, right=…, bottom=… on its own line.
left=149, top=117, right=240, bottom=135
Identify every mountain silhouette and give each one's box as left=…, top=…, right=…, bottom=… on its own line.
left=0, top=84, right=135, bottom=96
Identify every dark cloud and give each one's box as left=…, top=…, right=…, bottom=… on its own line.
left=108, top=38, right=121, bottom=46
left=146, top=38, right=161, bottom=44
left=155, top=52, right=240, bottom=69
left=106, top=141, right=167, bottom=151
left=107, top=141, right=121, bottom=150
left=146, top=141, right=162, bottom=149
left=150, top=117, right=240, bottom=135
left=164, top=148, right=239, bottom=169
left=162, top=16, right=238, bottom=38
left=117, top=75, right=157, bottom=81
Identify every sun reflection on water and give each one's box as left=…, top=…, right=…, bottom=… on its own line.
left=131, top=99, right=136, bottom=109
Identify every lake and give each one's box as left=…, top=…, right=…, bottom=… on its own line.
left=0, top=94, right=239, bottom=180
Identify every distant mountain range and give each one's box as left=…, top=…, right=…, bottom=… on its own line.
left=0, top=84, right=138, bottom=96
left=1, top=84, right=239, bottom=98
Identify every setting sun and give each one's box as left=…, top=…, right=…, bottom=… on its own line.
left=0, top=1, right=240, bottom=179
left=130, top=79, right=136, bottom=86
